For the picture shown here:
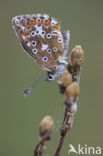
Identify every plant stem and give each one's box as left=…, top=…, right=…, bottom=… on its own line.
left=34, top=133, right=49, bottom=156
left=55, top=108, right=72, bottom=156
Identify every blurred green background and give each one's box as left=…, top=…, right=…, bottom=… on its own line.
left=0, top=0, right=103, bottom=156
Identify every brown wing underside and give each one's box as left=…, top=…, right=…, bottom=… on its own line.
left=12, top=14, right=64, bottom=71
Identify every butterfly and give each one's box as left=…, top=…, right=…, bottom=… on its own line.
left=12, top=14, right=70, bottom=96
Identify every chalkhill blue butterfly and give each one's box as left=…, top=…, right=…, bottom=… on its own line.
left=12, top=14, right=70, bottom=96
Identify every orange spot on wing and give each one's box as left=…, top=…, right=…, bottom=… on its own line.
left=23, top=38, right=28, bottom=42
left=23, top=30, right=29, bottom=35
left=52, top=24, right=59, bottom=29
left=44, top=19, right=51, bottom=26
left=26, top=20, right=36, bottom=28
left=37, top=21, right=42, bottom=26
left=29, top=20, right=36, bottom=25
left=26, top=23, right=30, bottom=29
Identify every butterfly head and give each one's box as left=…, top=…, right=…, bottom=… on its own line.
left=47, top=74, right=55, bottom=81
left=46, top=58, right=67, bottom=81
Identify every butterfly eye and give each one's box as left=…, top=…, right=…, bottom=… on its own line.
left=53, top=47, right=57, bottom=52
left=58, top=38, right=62, bottom=43
left=32, top=48, right=37, bottom=54
left=31, top=41, right=36, bottom=47
left=46, top=33, right=51, bottom=39
left=47, top=49, right=52, bottom=53
left=47, top=74, right=54, bottom=81
left=42, top=56, right=48, bottom=62
left=31, top=31, right=35, bottom=36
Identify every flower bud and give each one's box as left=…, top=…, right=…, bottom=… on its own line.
left=70, top=45, right=84, bottom=66
left=60, top=69, right=72, bottom=87
left=39, top=116, right=54, bottom=138
left=65, top=82, right=80, bottom=99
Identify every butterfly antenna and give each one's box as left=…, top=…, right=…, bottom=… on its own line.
left=24, top=75, right=47, bottom=96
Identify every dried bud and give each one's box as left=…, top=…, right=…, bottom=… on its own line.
left=60, top=69, right=72, bottom=87
left=65, top=82, right=80, bottom=99
left=70, top=45, right=84, bottom=66
left=39, top=116, right=54, bottom=139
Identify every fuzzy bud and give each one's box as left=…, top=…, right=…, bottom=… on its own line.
left=60, top=69, right=72, bottom=87
left=39, top=116, right=54, bottom=139
left=70, top=45, right=84, bottom=66
left=65, top=82, right=80, bottom=99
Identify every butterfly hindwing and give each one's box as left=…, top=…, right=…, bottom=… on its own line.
left=62, top=29, right=70, bottom=57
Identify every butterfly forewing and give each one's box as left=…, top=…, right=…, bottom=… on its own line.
left=12, top=14, right=64, bottom=72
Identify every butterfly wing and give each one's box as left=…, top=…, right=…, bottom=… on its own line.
left=12, top=14, right=65, bottom=72
left=62, top=29, right=70, bottom=57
